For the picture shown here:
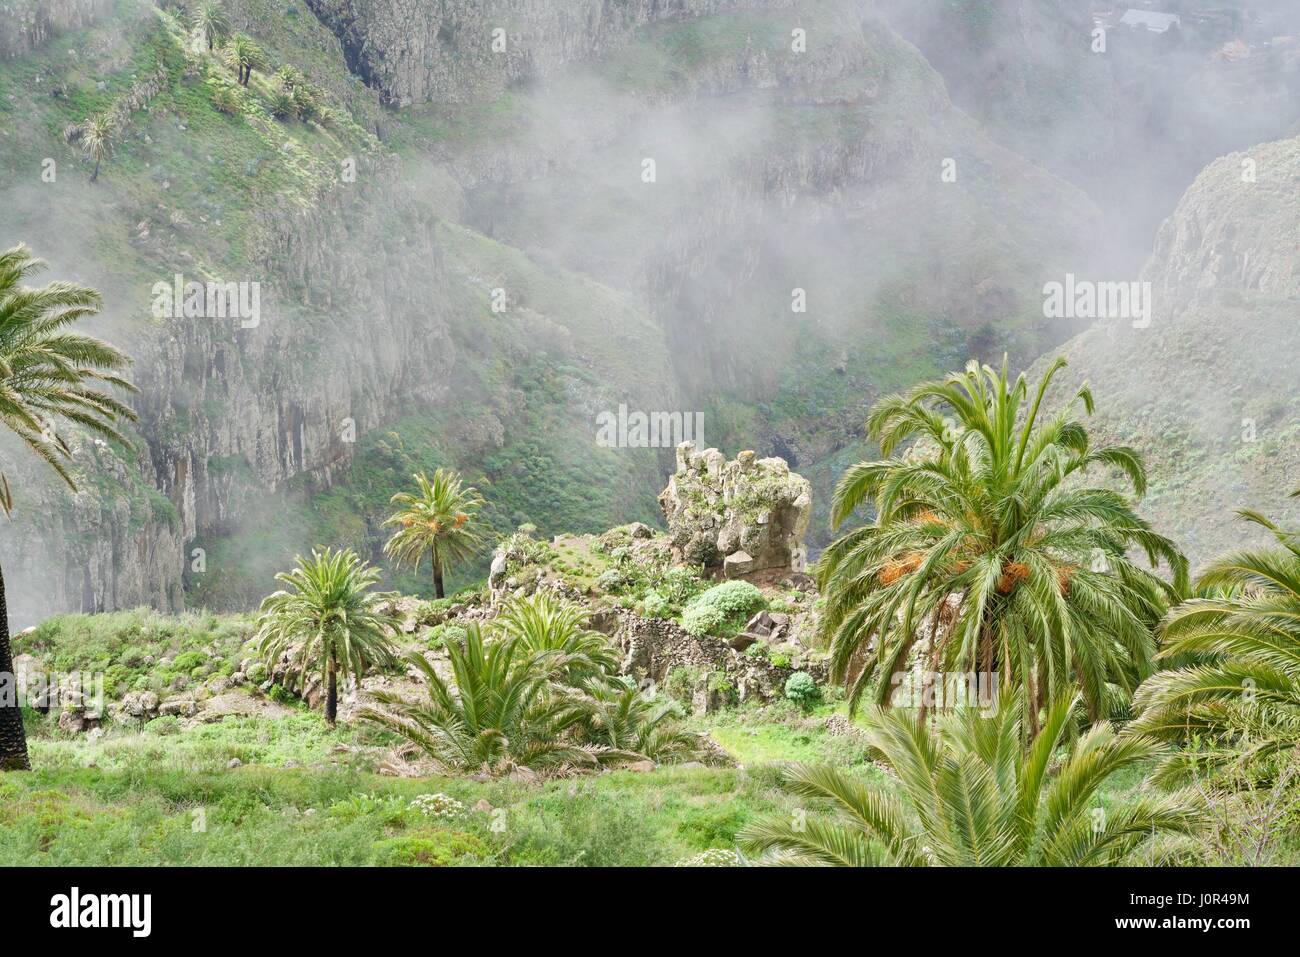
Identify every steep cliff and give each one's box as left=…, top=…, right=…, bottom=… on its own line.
left=0, top=0, right=1113, bottom=623
left=1038, top=135, right=1300, bottom=568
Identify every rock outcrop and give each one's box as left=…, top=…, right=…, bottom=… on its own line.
left=659, top=443, right=811, bottom=582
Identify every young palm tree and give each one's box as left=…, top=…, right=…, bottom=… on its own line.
left=255, top=547, right=400, bottom=727
left=81, top=114, right=114, bottom=183
left=222, top=33, right=267, bottom=87
left=572, top=681, right=707, bottom=764
left=493, top=591, right=621, bottom=686
left=192, top=1, right=231, bottom=51
left=1131, top=500, right=1300, bottom=779
left=0, top=244, right=136, bottom=770
left=383, top=469, right=485, bottom=599
left=817, top=357, right=1186, bottom=724
left=360, top=625, right=611, bottom=775
left=739, top=691, right=1205, bottom=866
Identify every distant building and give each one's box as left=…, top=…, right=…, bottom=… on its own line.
left=1119, top=10, right=1182, bottom=34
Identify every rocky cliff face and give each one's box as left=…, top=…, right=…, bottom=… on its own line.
left=305, top=0, right=800, bottom=106
left=0, top=0, right=114, bottom=58
left=1039, top=134, right=1300, bottom=568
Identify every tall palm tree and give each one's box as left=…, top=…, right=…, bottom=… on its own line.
left=383, top=469, right=485, bottom=599
left=493, top=591, right=621, bottom=686
left=1131, top=500, right=1300, bottom=779
left=360, top=625, right=609, bottom=775
left=255, top=547, right=400, bottom=727
left=222, top=33, right=267, bottom=87
left=739, top=691, right=1205, bottom=866
left=0, top=244, right=136, bottom=770
left=817, top=357, right=1186, bottom=725
left=192, top=1, right=231, bottom=51
left=81, top=114, right=114, bottom=183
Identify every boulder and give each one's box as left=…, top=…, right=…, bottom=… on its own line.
left=121, top=690, right=160, bottom=718
left=659, top=442, right=811, bottom=582
left=159, top=697, right=198, bottom=718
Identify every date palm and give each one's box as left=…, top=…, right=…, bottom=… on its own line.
left=81, top=114, right=114, bottom=183
left=1131, top=500, right=1300, bottom=779
left=493, top=591, right=621, bottom=686
left=572, top=681, right=708, bottom=764
left=192, top=1, right=231, bottom=51
left=255, top=547, right=400, bottom=727
left=222, top=33, right=267, bottom=87
left=0, top=244, right=136, bottom=770
left=817, top=357, right=1186, bottom=725
left=383, top=468, right=485, bottom=599
left=739, top=691, right=1205, bottom=866
left=360, top=625, right=610, bottom=775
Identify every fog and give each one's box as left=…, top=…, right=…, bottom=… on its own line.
left=2, top=0, right=1299, bottom=623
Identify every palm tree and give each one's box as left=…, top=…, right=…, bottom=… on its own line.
left=81, top=114, right=114, bottom=183
left=739, top=691, right=1205, bottom=866
left=222, top=33, right=267, bottom=87
left=192, top=1, right=231, bottom=51
left=0, top=244, right=136, bottom=770
left=255, top=547, right=400, bottom=727
left=817, top=357, right=1186, bottom=725
left=572, top=681, right=708, bottom=764
left=360, top=625, right=611, bottom=775
left=383, top=469, right=485, bottom=599
left=1131, top=500, right=1300, bottom=779
left=493, top=591, right=621, bottom=686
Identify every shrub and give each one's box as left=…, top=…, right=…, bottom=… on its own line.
left=426, top=622, right=467, bottom=650
left=664, top=666, right=700, bottom=707
left=245, top=662, right=268, bottom=684
left=690, top=581, right=765, bottom=619
left=171, top=651, right=205, bottom=673
left=372, top=829, right=487, bottom=867
left=408, top=793, right=465, bottom=821
left=639, top=590, right=671, bottom=619
left=144, top=715, right=181, bottom=736
left=708, top=672, right=737, bottom=708
left=682, top=603, right=726, bottom=637
left=769, top=651, right=792, bottom=669
left=676, top=848, right=741, bottom=867
left=744, top=642, right=769, bottom=659
left=784, top=672, right=821, bottom=711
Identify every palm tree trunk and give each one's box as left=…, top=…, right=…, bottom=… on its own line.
left=0, top=561, right=32, bottom=771
left=325, top=653, right=338, bottom=727
left=432, top=548, right=445, bottom=599
left=91, top=157, right=100, bottom=183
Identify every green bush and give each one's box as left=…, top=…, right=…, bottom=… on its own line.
left=682, top=604, right=726, bottom=637
left=784, top=672, right=821, bottom=711
left=171, top=652, right=206, bottom=673
left=245, top=662, right=268, bottom=684
left=371, top=829, right=488, bottom=866
left=744, top=642, right=769, bottom=659
left=426, top=623, right=468, bottom=650
left=144, top=715, right=181, bottom=736
left=639, top=590, right=671, bottom=619
left=690, top=581, right=765, bottom=618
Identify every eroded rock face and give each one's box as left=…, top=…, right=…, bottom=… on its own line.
left=658, top=442, right=811, bottom=581
left=305, top=0, right=802, bottom=107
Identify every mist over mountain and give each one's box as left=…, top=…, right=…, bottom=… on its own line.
left=1, top=0, right=1297, bottom=625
